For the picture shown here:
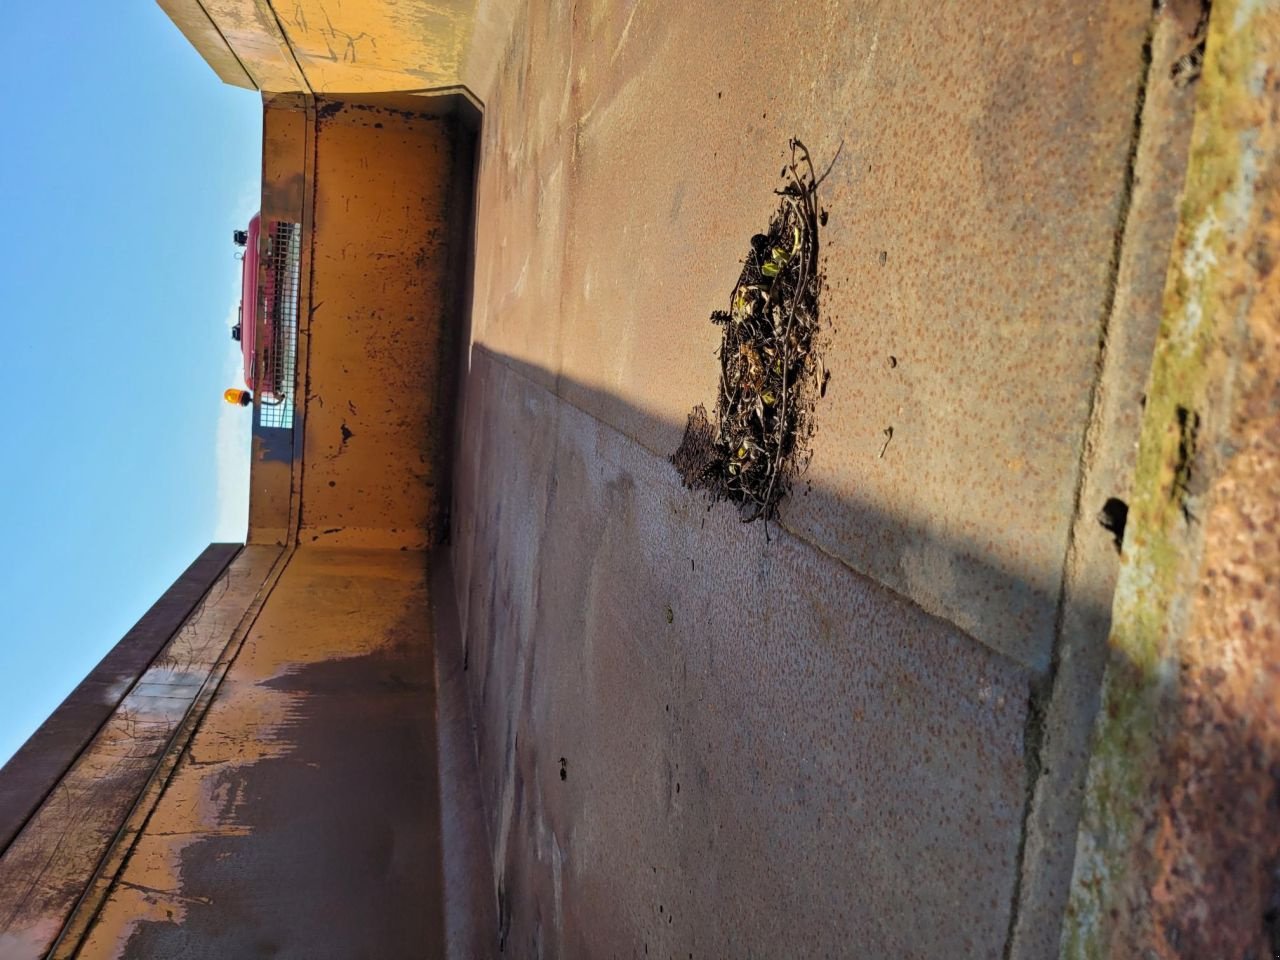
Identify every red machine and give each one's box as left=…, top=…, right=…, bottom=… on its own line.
left=231, top=214, right=281, bottom=396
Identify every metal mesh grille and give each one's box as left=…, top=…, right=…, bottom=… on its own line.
left=257, top=221, right=302, bottom=429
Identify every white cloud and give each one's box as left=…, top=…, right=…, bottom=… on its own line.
left=214, top=296, right=252, bottom=542
left=212, top=190, right=260, bottom=543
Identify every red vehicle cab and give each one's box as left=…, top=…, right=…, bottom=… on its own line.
left=231, top=213, right=300, bottom=418
left=231, top=214, right=278, bottom=397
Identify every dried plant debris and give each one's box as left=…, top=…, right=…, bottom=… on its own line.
left=1170, top=0, right=1211, bottom=88
left=673, top=139, right=833, bottom=530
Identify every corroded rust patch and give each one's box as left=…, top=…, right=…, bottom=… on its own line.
left=1066, top=2, right=1280, bottom=954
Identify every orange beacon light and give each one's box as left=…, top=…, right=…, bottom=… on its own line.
left=224, top=388, right=253, bottom=407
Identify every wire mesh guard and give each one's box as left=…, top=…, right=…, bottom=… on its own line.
left=257, top=220, right=302, bottom=429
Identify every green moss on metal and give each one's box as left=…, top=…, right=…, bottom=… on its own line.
left=1061, top=4, right=1265, bottom=956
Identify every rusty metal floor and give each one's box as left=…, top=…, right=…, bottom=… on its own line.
left=34, top=548, right=495, bottom=960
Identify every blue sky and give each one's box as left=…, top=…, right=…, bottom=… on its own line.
left=0, top=3, right=258, bottom=766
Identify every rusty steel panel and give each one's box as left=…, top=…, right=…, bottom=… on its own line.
left=0, top=547, right=279, bottom=960
left=1066, top=3, right=1280, bottom=956
left=1005, top=3, right=1205, bottom=954
left=446, top=3, right=1159, bottom=953
left=451, top=348, right=1031, bottom=958
left=260, top=94, right=310, bottom=225
left=297, top=99, right=461, bottom=550
left=0, top=544, right=239, bottom=858
left=75, top=548, right=444, bottom=959
left=461, top=0, right=1152, bottom=674
left=444, top=4, right=1194, bottom=952
left=248, top=96, right=313, bottom=548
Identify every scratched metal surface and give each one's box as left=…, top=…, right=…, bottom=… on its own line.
left=159, top=0, right=482, bottom=94
left=0, top=546, right=279, bottom=960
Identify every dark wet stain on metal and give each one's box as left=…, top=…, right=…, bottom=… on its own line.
left=115, top=643, right=443, bottom=958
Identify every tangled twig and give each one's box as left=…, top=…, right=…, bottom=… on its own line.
left=672, top=139, right=832, bottom=536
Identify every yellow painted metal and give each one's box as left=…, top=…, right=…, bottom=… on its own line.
left=160, top=0, right=481, bottom=96
left=298, top=99, right=460, bottom=549
left=164, top=0, right=308, bottom=91
left=156, top=0, right=255, bottom=89
left=276, top=0, right=475, bottom=94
